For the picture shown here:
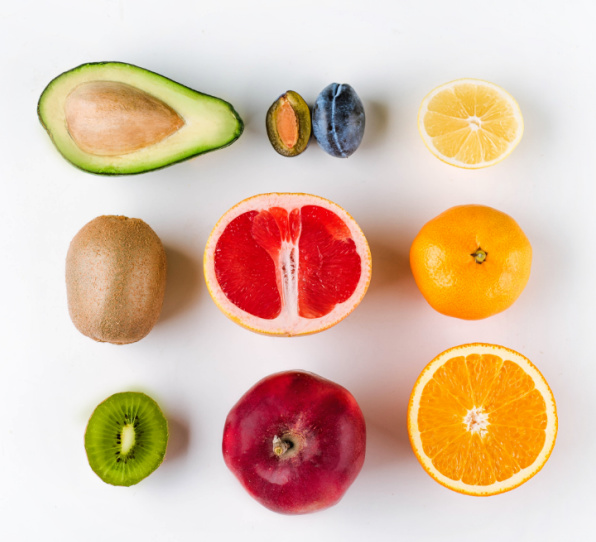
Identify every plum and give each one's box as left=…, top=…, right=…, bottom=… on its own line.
left=222, top=370, right=366, bottom=514
left=266, top=91, right=311, bottom=157
left=312, top=83, right=365, bottom=158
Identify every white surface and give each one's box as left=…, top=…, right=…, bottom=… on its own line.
left=1, top=1, right=595, bottom=540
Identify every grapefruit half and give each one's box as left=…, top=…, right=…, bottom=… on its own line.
left=204, top=193, right=372, bottom=336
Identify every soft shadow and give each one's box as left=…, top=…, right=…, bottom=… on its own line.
left=159, top=246, right=202, bottom=323
left=359, top=382, right=415, bottom=471
left=365, top=421, right=412, bottom=472
left=239, top=109, right=257, bottom=135
left=164, top=414, right=191, bottom=463
left=368, top=238, right=408, bottom=293
left=504, top=83, right=550, bottom=153
left=361, top=100, right=390, bottom=150
left=366, top=229, right=418, bottom=298
left=354, top=332, right=430, bottom=472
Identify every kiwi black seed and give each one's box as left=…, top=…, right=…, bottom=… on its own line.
left=84, top=392, right=168, bottom=486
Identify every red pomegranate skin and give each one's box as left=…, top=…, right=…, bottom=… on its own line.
left=222, top=370, right=366, bottom=514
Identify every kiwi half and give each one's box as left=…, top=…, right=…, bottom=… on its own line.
left=85, top=392, right=168, bottom=486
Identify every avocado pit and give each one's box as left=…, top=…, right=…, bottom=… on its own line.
left=64, top=81, right=185, bottom=156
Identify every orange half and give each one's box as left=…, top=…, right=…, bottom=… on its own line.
left=408, top=344, right=557, bottom=496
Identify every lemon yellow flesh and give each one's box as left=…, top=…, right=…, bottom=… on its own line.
left=421, top=81, right=521, bottom=166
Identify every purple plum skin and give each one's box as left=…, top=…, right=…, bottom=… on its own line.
left=312, top=83, right=365, bottom=158
left=222, top=370, right=366, bottom=514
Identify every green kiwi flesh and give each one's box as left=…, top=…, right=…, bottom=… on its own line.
left=66, top=215, right=167, bottom=344
left=85, top=392, right=168, bottom=486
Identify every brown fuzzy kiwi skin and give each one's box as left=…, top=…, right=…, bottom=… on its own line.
left=66, top=215, right=167, bottom=344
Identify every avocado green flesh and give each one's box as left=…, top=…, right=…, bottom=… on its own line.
left=38, top=62, right=244, bottom=175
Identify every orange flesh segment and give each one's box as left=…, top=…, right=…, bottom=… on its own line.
left=276, top=98, right=299, bottom=149
left=418, top=353, right=547, bottom=483
left=213, top=205, right=362, bottom=320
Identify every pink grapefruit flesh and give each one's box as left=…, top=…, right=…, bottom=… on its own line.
left=205, top=194, right=371, bottom=336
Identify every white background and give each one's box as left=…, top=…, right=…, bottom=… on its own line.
left=1, top=1, right=595, bottom=540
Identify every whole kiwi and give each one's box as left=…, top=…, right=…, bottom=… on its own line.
left=66, top=215, right=167, bottom=344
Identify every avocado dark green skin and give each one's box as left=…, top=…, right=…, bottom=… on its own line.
left=38, top=61, right=244, bottom=175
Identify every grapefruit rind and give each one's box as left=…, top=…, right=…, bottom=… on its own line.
left=203, top=193, right=372, bottom=336
left=407, top=343, right=557, bottom=496
left=418, top=79, right=524, bottom=169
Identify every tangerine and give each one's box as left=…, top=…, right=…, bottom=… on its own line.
left=409, top=204, right=532, bottom=319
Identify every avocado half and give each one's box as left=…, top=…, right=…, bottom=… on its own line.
left=38, top=62, right=244, bottom=175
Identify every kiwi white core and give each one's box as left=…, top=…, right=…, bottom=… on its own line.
left=121, top=424, right=136, bottom=455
